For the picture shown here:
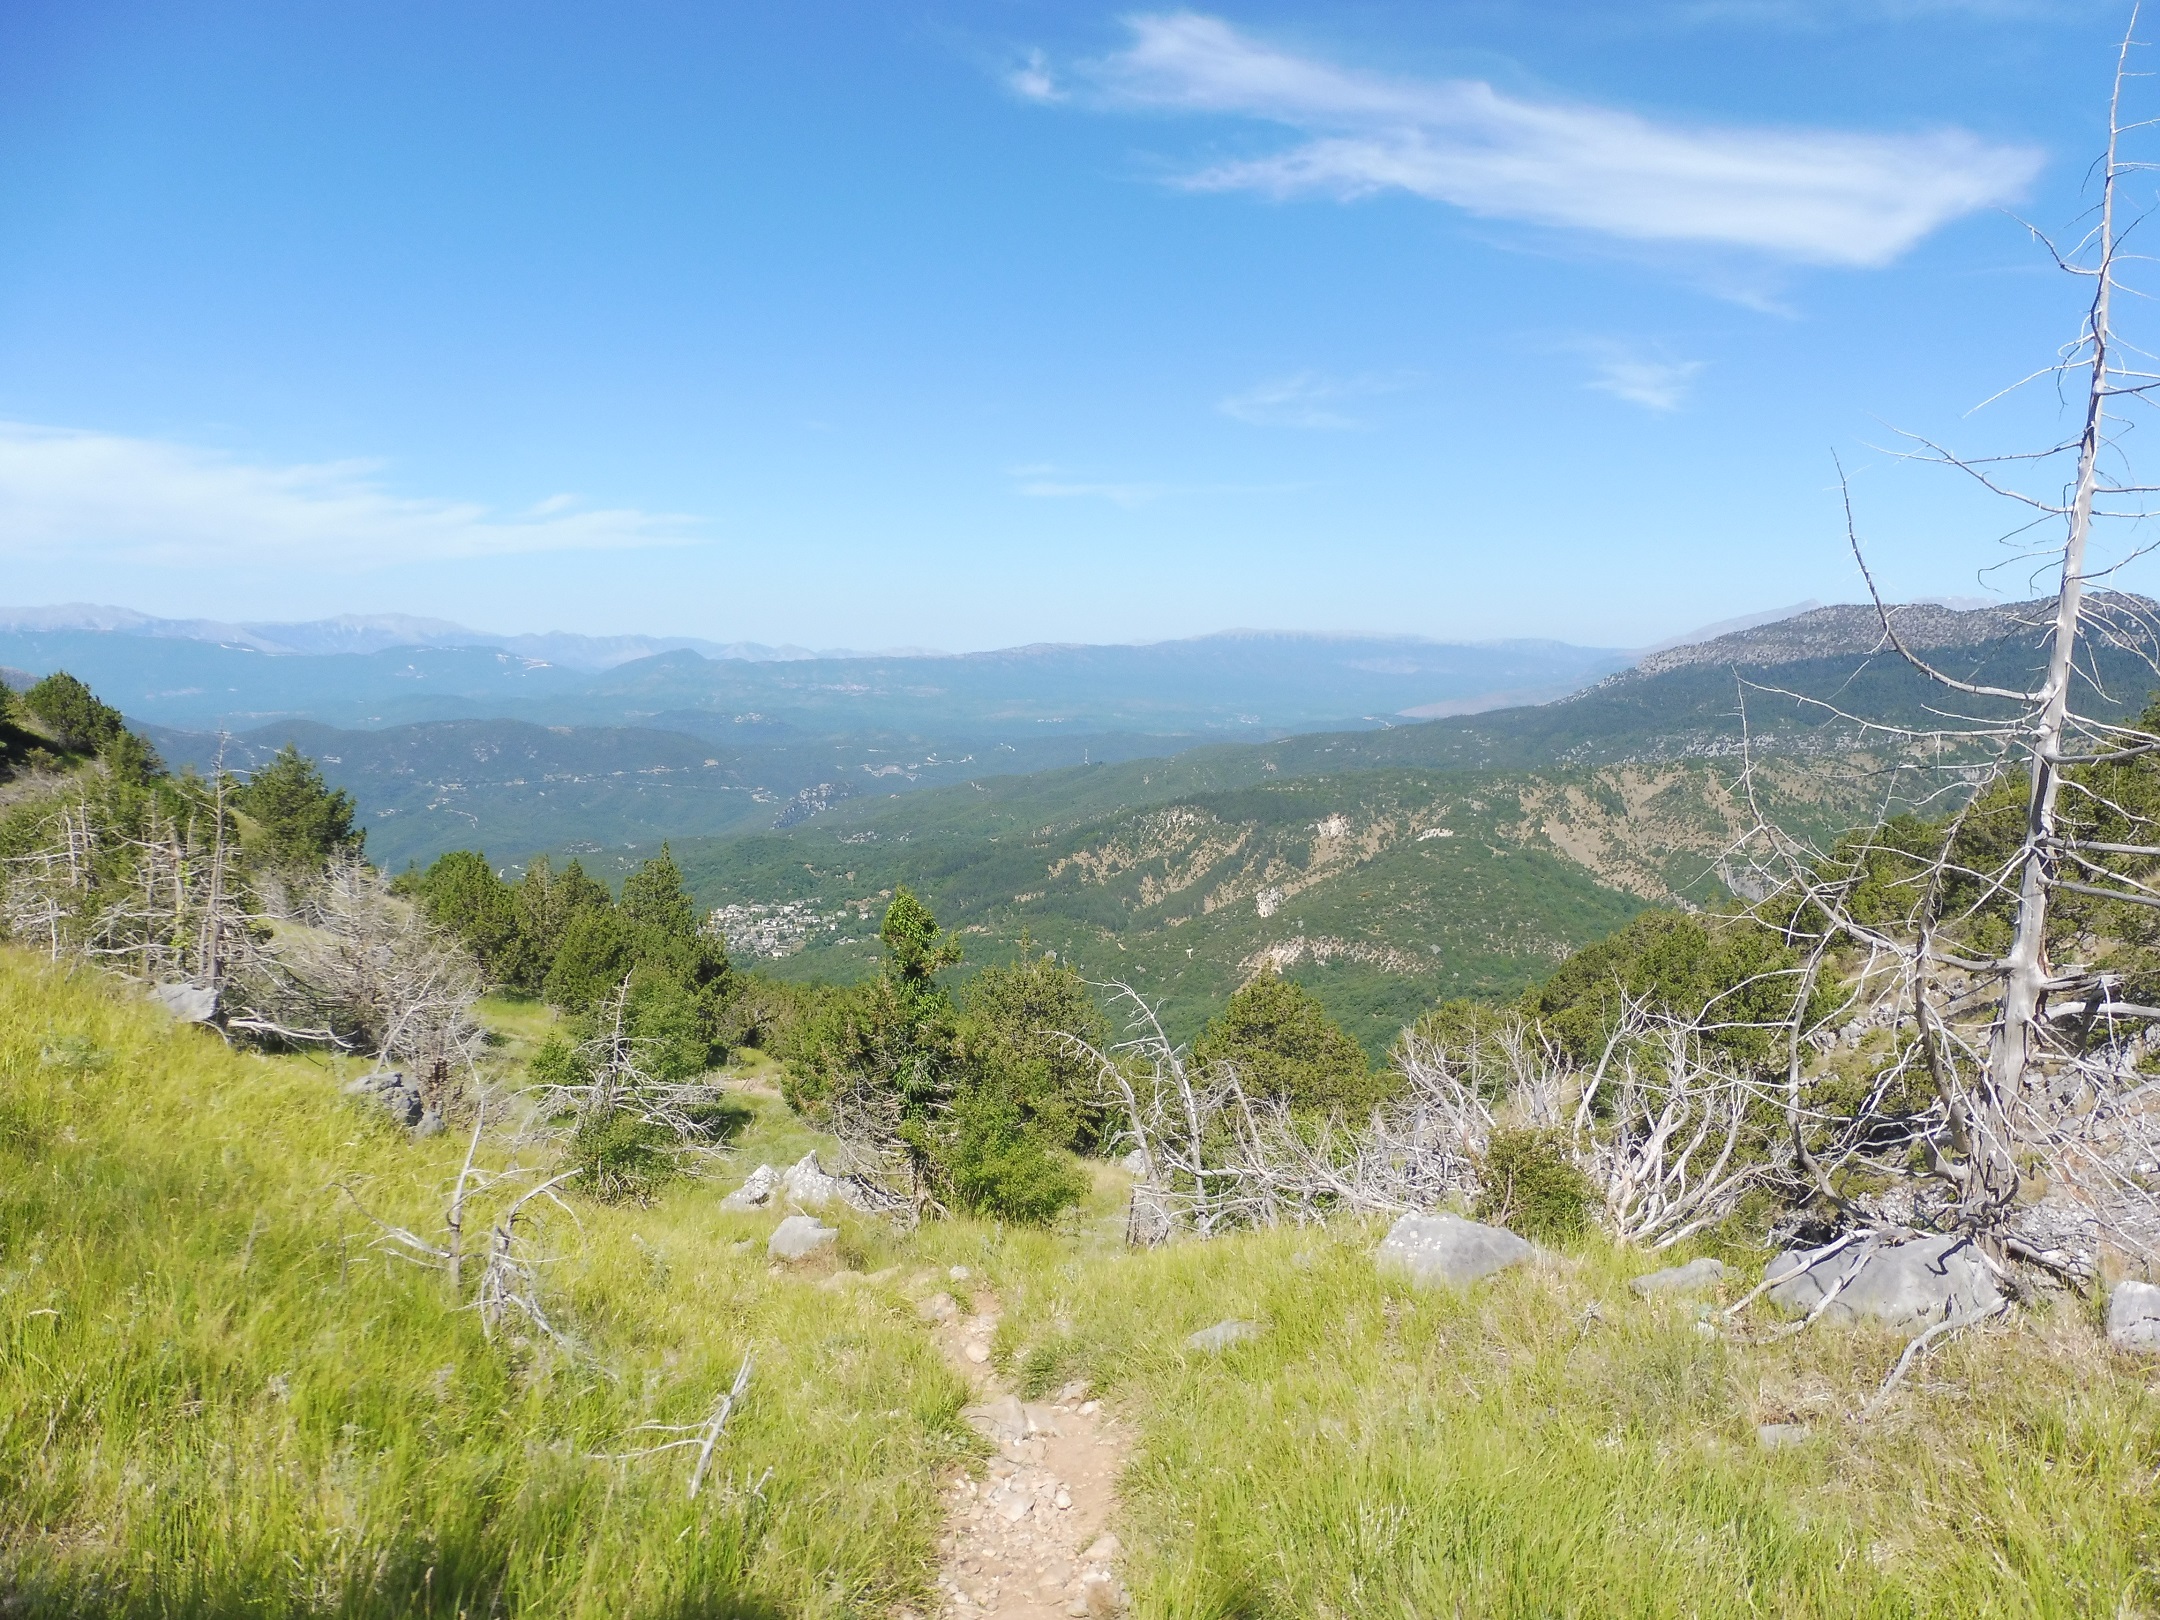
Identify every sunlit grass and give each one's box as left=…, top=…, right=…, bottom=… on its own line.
left=7, top=948, right=2158, bottom=1618
left=985, top=1224, right=2160, bottom=1618
left=0, top=951, right=971, bottom=1618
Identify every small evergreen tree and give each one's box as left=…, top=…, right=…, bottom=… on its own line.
left=230, top=744, right=363, bottom=868
left=961, top=948, right=1114, bottom=1153
left=22, top=672, right=127, bottom=754
left=1193, top=968, right=1383, bottom=1115
left=406, top=851, right=527, bottom=984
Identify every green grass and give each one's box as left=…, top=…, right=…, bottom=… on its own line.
left=980, top=1225, right=2160, bottom=1618
left=0, top=951, right=975, bottom=1618
left=8, top=949, right=2160, bottom=1618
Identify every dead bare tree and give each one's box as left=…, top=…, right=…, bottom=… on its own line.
left=1571, top=1001, right=1782, bottom=1250
left=527, top=977, right=733, bottom=1194
left=1712, top=20, right=2160, bottom=1288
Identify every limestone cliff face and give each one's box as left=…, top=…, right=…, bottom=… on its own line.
left=1634, top=594, right=2159, bottom=677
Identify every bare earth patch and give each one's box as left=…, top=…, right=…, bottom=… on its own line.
left=909, top=1284, right=1130, bottom=1620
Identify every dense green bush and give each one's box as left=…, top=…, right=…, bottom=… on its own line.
left=1193, top=968, right=1390, bottom=1116
left=960, top=948, right=1116, bottom=1153
left=783, top=890, right=1092, bottom=1225
left=21, top=670, right=128, bottom=754
left=935, top=1086, right=1089, bottom=1224
left=568, top=1106, right=677, bottom=1203
left=1521, top=910, right=1812, bottom=1071
left=1473, top=1127, right=1596, bottom=1241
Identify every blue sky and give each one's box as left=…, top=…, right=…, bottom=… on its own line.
left=0, top=0, right=2146, bottom=650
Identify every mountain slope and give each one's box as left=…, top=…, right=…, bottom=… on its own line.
left=594, top=597, right=2160, bottom=1047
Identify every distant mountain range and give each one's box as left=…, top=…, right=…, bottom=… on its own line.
left=0, top=613, right=1636, bottom=736
left=0, top=603, right=831, bottom=669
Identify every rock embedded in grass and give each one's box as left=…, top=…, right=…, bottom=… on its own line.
left=2107, top=1279, right=2160, bottom=1353
left=1185, top=1318, right=1264, bottom=1353
left=767, top=1213, right=838, bottom=1261
left=1629, top=1257, right=1727, bottom=1297
left=720, top=1162, right=780, bottom=1210
left=1756, top=1422, right=1810, bottom=1450
left=1375, top=1212, right=1532, bottom=1289
left=1763, top=1235, right=2002, bottom=1329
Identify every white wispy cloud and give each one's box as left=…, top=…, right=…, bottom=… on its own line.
left=1217, top=371, right=1414, bottom=429
left=1578, top=344, right=1707, bottom=410
left=0, top=423, right=696, bottom=566
left=1008, top=47, right=1062, bottom=102
left=1010, top=465, right=1301, bottom=505
left=1047, top=13, right=2039, bottom=268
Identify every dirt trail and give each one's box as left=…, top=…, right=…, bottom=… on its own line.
left=911, top=1275, right=1130, bottom=1619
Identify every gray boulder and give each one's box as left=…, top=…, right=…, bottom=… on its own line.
left=1119, top=1148, right=1151, bottom=1177
left=768, top=1214, right=838, bottom=1261
left=1630, top=1258, right=1728, bottom=1298
left=2107, top=1279, right=2160, bottom=1354
left=1764, top=1235, right=2003, bottom=1330
left=1757, top=1422, right=1810, bottom=1450
left=149, top=981, right=218, bottom=1023
left=1375, top=1213, right=1532, bottom=1289
left=780, top=1151, right=844, bottom=1208
left=1185, top=1318, right=1263, bottom=1353
left=721, top=1163, right=781, bottom=1211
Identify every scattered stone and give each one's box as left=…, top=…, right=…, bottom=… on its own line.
left=1757, top=1422, right=1810, bottom=1450
left=780, top=1151, right=845, bottom=1208
left=1082, top=1534, right=1120, bottom=1561
left=1630, top=1257, right=1729, bottom=1297
left=1764, top=1236, right=2003, bottom=1329
left=1185, top=1318, right=1264, bottom=1353
left=767, top=1214, right=838, bottom=1262
left=2107, top=1279, right=2160, bottom=1354
left=1054, top=1487, right=1072, bottom=1510
left=412, top=1110, right=445, bottom=1139
left=950, top=1265, right=971, bottom=1282
left=920, top=1292, right=960, bottom=1322
left=1078, top=1399, right=1100, bottom=1416
left=1375, top=1212, right=1533, bottom=1289
left=963, top=1341, right=991, bottom=1364
left=149, top=981, right=217, bottom=1023
left=1055, top=1379, right=1090, bottom=1403
left=963, top=1395, right=1030, bottom=1442
left=720, top=1163, right=781, bottom=1211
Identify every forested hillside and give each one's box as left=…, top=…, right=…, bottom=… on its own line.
left=569, top=599, right=2160, bottom=1048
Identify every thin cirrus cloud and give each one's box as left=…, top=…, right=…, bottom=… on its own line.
left=0, top=422, right=697, bottom=566
left=1579, top=345, right=1708, bottom=411
left=1216, top=371, right=1415, bottom=429
left=1020, top=13, right=2042, bottom=269
left=1010, top=464, right=1301, bottom=505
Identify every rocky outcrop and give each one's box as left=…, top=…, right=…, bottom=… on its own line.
left=767, top=1214, right=837, bottom=1261
left=1375, top=1213, right=1532, bottom=1289
left=2107, top=1279, right=2160, bottom=1354
left=1764, top=1236, right=2003, bottom=1329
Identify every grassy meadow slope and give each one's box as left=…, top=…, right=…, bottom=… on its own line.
left=0, top=954, right=975, bottom=1618
left=6, top=952, right=2155, bottom=1618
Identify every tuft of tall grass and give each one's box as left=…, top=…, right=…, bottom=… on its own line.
left=0, top=951, right=972, bottom=1618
